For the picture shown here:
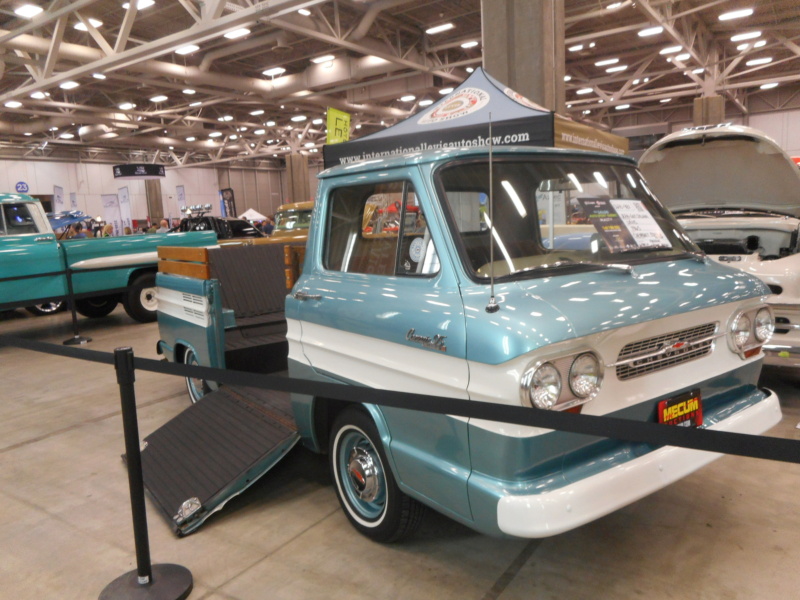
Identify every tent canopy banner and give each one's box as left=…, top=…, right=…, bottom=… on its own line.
left=239, top=208, right=267, bottom=221
left=323, top=67, right=628, bottom=168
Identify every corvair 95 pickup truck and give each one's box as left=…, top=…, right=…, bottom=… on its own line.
left=155, top=146, right=781, bottom=541
left=0, top=193, right=216, bottom=322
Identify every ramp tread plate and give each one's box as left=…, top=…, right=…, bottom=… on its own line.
left=141, top=385, right=297, bottom=530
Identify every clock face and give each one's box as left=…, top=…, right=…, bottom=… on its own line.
left=409, top=237, right=424, bottom=263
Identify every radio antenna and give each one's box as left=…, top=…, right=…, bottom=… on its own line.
left=486, top=113, right=499, bottom=313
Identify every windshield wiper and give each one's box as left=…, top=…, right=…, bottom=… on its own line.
left=577, top=261, right=639, bottom=278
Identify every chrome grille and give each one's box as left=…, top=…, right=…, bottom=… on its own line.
left=616, top=322, right=718, bottom=381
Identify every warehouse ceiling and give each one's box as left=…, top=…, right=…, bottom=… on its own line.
left=0, top=0, right=798, bottom=166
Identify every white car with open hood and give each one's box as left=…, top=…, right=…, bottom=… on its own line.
left=640, top=124, right=800, bottom=367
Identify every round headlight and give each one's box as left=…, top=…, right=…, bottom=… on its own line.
left=754, top=308, right=774, bottom=343
left=731, top=312, right=752, bottom=349
left=569, top=352, right=603, bottom=399
left=524, top=362, right=562, bottom=409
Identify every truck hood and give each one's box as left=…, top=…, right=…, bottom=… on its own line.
left=639, top=125, right=800, bottom=218
left=462, top=258, right=768, bottom=365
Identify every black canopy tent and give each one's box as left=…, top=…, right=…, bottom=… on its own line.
left=323, top=68, right=628, bottom=169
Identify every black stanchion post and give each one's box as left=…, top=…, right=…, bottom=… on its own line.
left=99, top=347, right=192, bottom=600
left=62, top=267, right=91, bottom=346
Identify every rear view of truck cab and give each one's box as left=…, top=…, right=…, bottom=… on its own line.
left=287, top=146, right=781, bottom=541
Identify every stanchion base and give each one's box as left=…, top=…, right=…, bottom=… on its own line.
left=99, top=564, right=192, bottom=600
left=63, top=335, right=91, bottom=346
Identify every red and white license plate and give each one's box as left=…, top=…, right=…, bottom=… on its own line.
left=657, top=390, right=703, bottom=427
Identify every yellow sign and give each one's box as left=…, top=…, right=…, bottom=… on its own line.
left=326, top=108, right=350, bottom=145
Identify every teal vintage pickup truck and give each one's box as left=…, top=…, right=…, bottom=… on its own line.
left=0, top=193, right=216, bottom=322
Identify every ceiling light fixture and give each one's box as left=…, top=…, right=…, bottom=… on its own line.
left=262, top=67, right=286, bottom=77
left=209, top=132, right=222, bottom=138
left=615, top=104, right=630, bottom=110
left=426, top=23, right=454, bottom=35
left=461, top=41, right=479, bottom=49
left=606, top=65, right=627, bottom=73
left=175, top=44, right=199, bottom=55
left=692, top=67, right=705, bottom=74
left=183, top=89, right=196, bottom=95
left=60, top=133, right=74, bottom=139
left=400, top=95, right=415, bottom=102
left=466, top=67, right=474, bottom=73
left=638, top=26, right=663, bottom=37
left=595, top=58, right=618, bottom=66
left=754, top=40, right=766, bottom=48
left=760, top=82, right=778, bottom=90
left=254, top=129, right=265, bottom=135
left=312, top=118, right=323, bottom=125
left=122, top=0, right=155, bottom=8
left=290, top=115, right=307, bottom=122
left=5, top=101, right=22, bottom=108
left=568, top=44, right=583, bottom=52
left=14, top=4, right=44, bottom=18
left=60, top=81, right=80, bottom=89
left=298, top=8, right=311, bottom=16
left=224, top=28, right=250, bottom=40
left=576, top=87, right=593, bottom=95
left=660, top=98, right=672, bottom=103
left=719, top=8, right=753, bottom=21
left=118, top=102, right=136, bottom=110
left=311, top=54, right=335, bottom=64
left=150, top=95, right=168, bottom=102
left=30, top=91, right=45, bottom=99
left=419, top=99, right=433, bottom=107
left=266, top=120, right=276, bottom=126
left=660, top=45, right=682, bottom=55
left=250, top=109, right=264, bottom=115
left=746, top=57, right=772, bottom=66
left=186, top=136, right=196, bottom=141
left=74, top=18, right=102, bottom=31
left=189, top=101, right=202, bottom=107
left=674, top=53, right=691, bottom=61
left=606, top=2, right=623, bottom=9
left=92, top=73, right=106, bottom=79
left=439, top=87, right=454, bottom=94
left=731, top=31, right=761, bottom=42
left=564, top=75, right=572, bottom=82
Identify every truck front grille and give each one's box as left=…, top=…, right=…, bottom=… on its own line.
left=615, top=322, right=718, bottom=381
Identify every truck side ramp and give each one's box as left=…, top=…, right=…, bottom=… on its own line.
left=140, top=384, right=299, bottom=536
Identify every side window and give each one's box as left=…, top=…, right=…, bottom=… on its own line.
left=324, top=180, right=440, bottom=276
left=2, top=204, right=40, bottom=234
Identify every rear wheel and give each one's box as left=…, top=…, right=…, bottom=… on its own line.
left=184, top=347, right=210, bottom=404
left=75, top=296, right=118, bottom=318
left=329, top=408, right=425, bottom=542
left=123, top=272, right=158, bottom=323
left=25, top=301, right=65, bottom=316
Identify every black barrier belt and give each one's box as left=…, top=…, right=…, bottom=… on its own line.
left=2, top=334, right=799, bottom=465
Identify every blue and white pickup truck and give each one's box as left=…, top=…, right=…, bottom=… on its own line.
left=0, top=193, right=216, bottom=322
left=153, top=146, right=781, bottom=541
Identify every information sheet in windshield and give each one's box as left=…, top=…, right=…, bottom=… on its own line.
left=578, top=198, right=671, bottom=253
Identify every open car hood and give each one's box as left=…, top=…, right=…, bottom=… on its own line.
left=639, top=124, right=800, bottom=218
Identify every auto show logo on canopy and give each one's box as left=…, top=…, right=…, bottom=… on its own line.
left=503, top=88, right=549, bottom=112
left=418, top=87, right=490, bottom=124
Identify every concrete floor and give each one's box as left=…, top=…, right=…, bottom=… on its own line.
left=1, top=307, right=799, bottom=600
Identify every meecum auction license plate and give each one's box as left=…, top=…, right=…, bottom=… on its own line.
left=657, top=390, right=703, bottom=427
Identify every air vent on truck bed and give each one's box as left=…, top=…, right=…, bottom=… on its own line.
left=615, top=322, right=718, bottom=380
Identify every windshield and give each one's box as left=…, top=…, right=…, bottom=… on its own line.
left=274, top=208, right=312, bottom=232
left=437, top=158, right=695, bottom=280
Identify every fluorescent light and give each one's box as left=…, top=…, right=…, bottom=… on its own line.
left=589, top=42, right=596, bottom=48
left=311, top=54, right=335, bottom=64
left=675, top=53, right=691, bottom=61
left=219, top=115, right=233, bottom=121
left=118, top=102, right=136, bottom=110
left=576, top=87, right=593, bottom=95
left=230, top=134, right=238, bottom=140
left=461, top=41, right=479, bottom=49
left=186, top=136, right=196, bottom=142
left=615, top=104, right=630, bottom=110
left=24, top=132, right=32, bottom=136
left=720, top=8, right=753, bottom=21
left=660, top=45, right=682, bottom=55
left=209, top=132, right=222, bottom=137
left=606, top=2, right=623, bottom=9
left=312, top=118, right=323, bottom=125
left=250, top=109, right=264, bottom=115
left=15, top=4, right=43, bottom=18
left=746, top=57, right=772, bottom=66
left=595, top=58, right=618, bottom=66
left=304, top=142, right=315, bottom=148
left=5, top=101, right=22, bottom=108
left=92, top=73, right=106, bottom=79
left=150, top=95, right=168, bottom=102
left=419, top=99, right=433, bottom=106
left=262, top=67, right=286, bottom=77
left=60, top=133, right=74, bottom=139
left=692, top=67, right=705, bottom=74
left=731, top=31, right=760, bottom=42
left=606, top=65, right=627, bottom=73
left=266, top=120, right=276, bottom=126
left=754, top=40, right=766, bottom=48
left=297, top=8, right=311, bottom=16
left=123, top=0, right=156, bottom=8
left=49, top=126, right=58, bottom=131
left=660, top=98, right=672, bottom=103
left=189, top=101, right=202, bottom=107
left=74, top=18, right=102, bottom=31
left=30, top=92, right=45, bottom=99
left=254, top=129, right=265, bottom=135
left=175, top=44, right=199, bottom=55
left=568, top=44, right=584, bottom=52
left=760, top=82, right=778, bottom=89
left=290, top=115, right=307, bottom=122
left=466, top=67, right=474, bottom=73
left=632, top=79, right=640, bottom=84
left=439, top=87, right=454, bottom=94
left=224, top=28, right=250, bottom=39
left=238, top=127, right=247, bottom=132
left=60, top=81, right=80, bottom=89
left=426, top=23, right=454, bottom=35
left=400, top=95, right=415, bottom=102
left=564, top=75, right=571, bottom=81
left=638, top=26, right=663, bottom=37
left=183, top=89, right=196, bottom=95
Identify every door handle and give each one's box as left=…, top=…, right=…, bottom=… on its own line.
left=34, top=236, right=54, bottom=242
left=293, top=290, right=322, bottom=301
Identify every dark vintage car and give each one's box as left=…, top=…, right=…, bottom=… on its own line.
left=171, top=216, right=265, bottom=240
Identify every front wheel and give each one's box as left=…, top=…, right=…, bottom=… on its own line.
left=75, top=296, right=118, bottom=318
left=123, top=272, right=158, bottom=323
left=25, top=301, right=65, bottom=316
left=329, top=408, right=425, bottom=542
left=183, top=347, right=210, bottom=404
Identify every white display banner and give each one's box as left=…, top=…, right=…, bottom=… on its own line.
left=176, top=185, right=186, bottom=211
left=102, top=194, right=121, bottom=236
left=53, top=185, right=65, bottom=212
left=118, top=186, right=132, bottom=234
left=69, top=192, right=78, bottom=209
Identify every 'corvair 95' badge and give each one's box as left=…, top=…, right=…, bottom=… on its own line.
left=407, top=329, right=447, bottom=352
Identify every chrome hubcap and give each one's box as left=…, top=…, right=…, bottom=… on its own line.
left=140, top=287, right=158, bottom=311
left=347, top=446, right=379, bottom=502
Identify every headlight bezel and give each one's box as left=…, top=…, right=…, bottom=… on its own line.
left=754, top=307, right=775, bottom=343
left=728, top=305, right=773, bottom=358
left=520, top=350, right=603, bottom=411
